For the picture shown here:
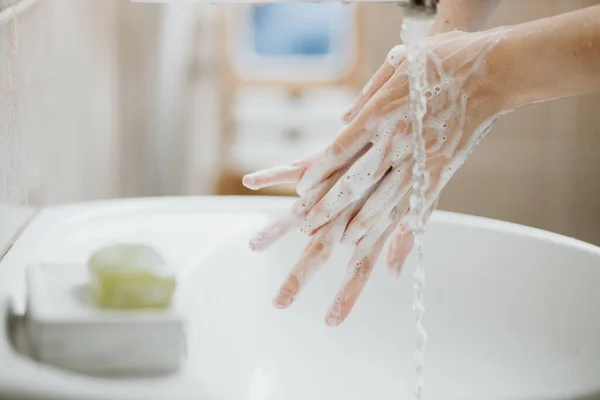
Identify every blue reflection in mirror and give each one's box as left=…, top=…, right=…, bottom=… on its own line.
left=252, top=3, right=345, bottom=56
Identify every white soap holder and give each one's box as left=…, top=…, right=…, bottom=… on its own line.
left=24, top=263, right=186, bottom=377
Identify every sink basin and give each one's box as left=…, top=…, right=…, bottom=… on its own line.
left=0, top=196, right=599, bottom=400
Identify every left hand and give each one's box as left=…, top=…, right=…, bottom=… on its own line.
left=246, top=168, right=406, bottom=327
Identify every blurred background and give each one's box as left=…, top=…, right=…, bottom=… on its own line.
left=1, top=0, right=600, bottom=244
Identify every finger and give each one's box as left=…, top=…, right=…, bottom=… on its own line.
left=386, top=224, right=414, bottom=278
left=242, top=165, right=304, bottom=190
left=242, top=153, right=319, bottom=190
left=248, top=168, right=352, bottom=252
left=387, top=199, right=438, bottom=277
left=324, top=215, right=398, bottom=327
left=248, top=148, right=374, bottom=253
left=273, top=202, right=360, bottom=309
left=300, top=139, right=391, bottom=236
left=297, top=58, right=411, bottom=197
left=249, top=212, right=298, bottom=252
left=297, top=62, right=409, bottom=196
left=296, top=124, right=373, bottom=197
left=342, top=61, right=396, bottom=123
left=342, top=162, right=412, bottom=247
left=292, top=170, right=344, bottom=218
left=292, top=145, right=370, bottom=217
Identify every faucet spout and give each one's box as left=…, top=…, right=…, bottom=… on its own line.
left=398, top=0, right=438, bottom=18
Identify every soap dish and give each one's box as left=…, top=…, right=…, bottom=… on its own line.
left=24, top=263, right=186, bottom=377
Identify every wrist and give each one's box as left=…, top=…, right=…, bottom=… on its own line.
left=484, top=25, right=527, bottom=113
left=487, top=6, right=600, bottom=112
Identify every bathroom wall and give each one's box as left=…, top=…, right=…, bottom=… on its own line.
left=0, top=0, right=217, bottom=204
left=0, top=0, right=121, bottom=205
left=361, top=0, right=600, bottom=245
left=2, top=0, right=600, bottom=246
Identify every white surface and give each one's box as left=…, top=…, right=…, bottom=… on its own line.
left=25, top=263, right=184, bottom=376
left=0, top=196, right=599, bottom=400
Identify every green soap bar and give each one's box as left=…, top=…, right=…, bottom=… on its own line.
left=88, top=244, right=176, bottom=309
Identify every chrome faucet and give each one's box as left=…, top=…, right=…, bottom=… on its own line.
left=398, top=0, right=439, bottom=17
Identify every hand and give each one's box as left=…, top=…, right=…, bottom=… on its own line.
left=243, top=28, right=510, bottom=326
left=245, top=167, right=406, bottom=327
left=296, top=28, right=508, bottom=244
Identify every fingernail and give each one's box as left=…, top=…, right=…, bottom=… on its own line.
left=242, top=174, right=255, bottom=188
left=325, top=314, right=342, bottom=327
left=273, top=289, right=294, bottom=309
left=325, top=296, right=343, bottom=327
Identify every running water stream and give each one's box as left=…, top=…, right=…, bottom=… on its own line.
left=401, top=16, right=432, bottom=400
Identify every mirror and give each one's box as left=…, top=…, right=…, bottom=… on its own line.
left=226, top=3, right=358, bottom=82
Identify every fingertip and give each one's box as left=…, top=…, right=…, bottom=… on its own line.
left=242, top=174, right=258, bottom=190
left=273, top=289, right=295, bottom=309
left=325, top=294, right=347, bottom=327
left=249, top=240, right=258, bottom=252
left=325, top=313, right=343, bottom=327
left=248, top=235, right=265, bottom=252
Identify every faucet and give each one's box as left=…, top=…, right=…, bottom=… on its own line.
left=398, top=0, right=438, bottom=18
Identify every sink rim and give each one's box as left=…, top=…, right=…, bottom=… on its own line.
left=1, top=195, right=599, bottom=400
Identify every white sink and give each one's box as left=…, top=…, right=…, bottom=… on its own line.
left=0, top=196, right=599, bottom=400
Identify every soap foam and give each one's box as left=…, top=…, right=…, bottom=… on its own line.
left=302, top=28, right=508, bottom=245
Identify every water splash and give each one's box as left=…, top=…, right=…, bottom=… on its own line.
left=401, top=16, right=432, bottom=400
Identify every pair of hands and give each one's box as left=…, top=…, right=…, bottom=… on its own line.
left=243, top=28, right=509, bottom=326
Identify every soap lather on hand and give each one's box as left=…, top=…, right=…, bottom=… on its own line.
left=88, top=244, right=176, bottom=309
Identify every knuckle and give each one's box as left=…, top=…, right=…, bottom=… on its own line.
left=308, top=240, right=330, bottom=258
left=330, top=142, right=344, bottom=156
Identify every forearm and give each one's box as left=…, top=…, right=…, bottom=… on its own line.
left=430, top=0, right=501, bottom=34
left=495, top=5, right=600, bottom=111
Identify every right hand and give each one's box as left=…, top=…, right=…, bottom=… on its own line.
left=243, top=28, right=511, bottom=325
left=295, top=29, right=509, bottom=241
